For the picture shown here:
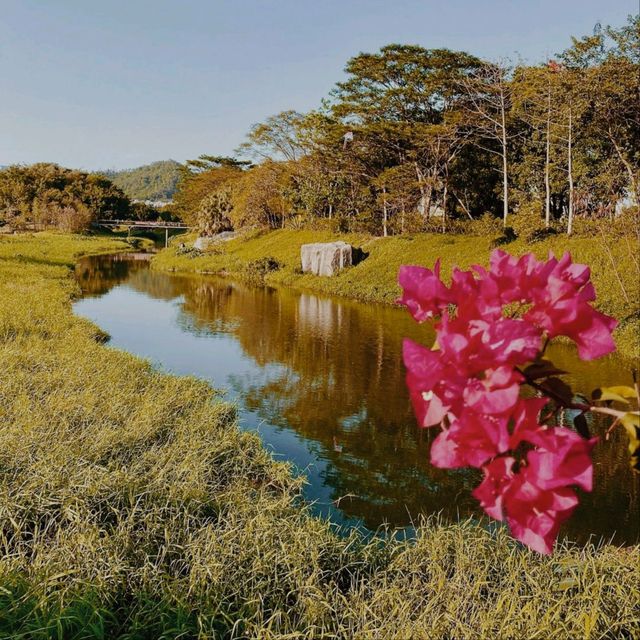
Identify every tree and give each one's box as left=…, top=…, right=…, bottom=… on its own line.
left=230, top=161, right=294, bottom=230
left=459, top=60, right=516, bottom=226
left=512, top=63, right=566, bottom=227
left=196, top=187, right=234, bottom=236
left=237, top=110, right=309, bottom=162
left=102, top=160, right=182, bottom=202
left=372, top=164, right=420, bottom=235
left=328, top=45, right=482, bottom=233
left=173, top=156, right=248, bottom=225
left=0, top=163, right=130, bottom=230
left=581, top=18, right=639, bottom=206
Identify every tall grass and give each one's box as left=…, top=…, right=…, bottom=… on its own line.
left=0, top=232, right=638, bottom=638
left=153, top=228, right=640, bottom=359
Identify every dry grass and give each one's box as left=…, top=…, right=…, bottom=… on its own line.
left=0, top=232, right=638, bottom=639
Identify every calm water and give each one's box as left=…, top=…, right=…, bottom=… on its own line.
left=74, top=253, right=639, bottom=545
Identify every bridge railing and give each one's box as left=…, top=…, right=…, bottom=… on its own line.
left=94, top=220, right=192, bottom=229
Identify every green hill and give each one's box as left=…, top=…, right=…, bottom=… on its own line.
left=102, top=160, right=181, bottom=202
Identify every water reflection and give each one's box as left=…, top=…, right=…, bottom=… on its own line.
left=74, top=254, right=639, bottom=545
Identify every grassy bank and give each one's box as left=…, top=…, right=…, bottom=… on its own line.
left=0, top=232, right=638, bottom=638
left=153, top=229, right=640, bottom=359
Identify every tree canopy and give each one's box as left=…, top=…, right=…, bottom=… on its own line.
left=175, top=15, right=639, bottom=238
left=0, top=163, right=130, bottom=231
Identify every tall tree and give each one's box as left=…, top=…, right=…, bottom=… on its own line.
left=329, top=44, right=482, bottom=232
left=173, top=156, right=249, bottom=224
left=237, top=110, right=309, bottom=162
left=459, top=60, right=515, bottom=226
left=512, top=62, right=566, bottom=226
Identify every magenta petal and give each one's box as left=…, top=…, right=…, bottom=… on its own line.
left=472, top=456, right=515, bottom=521
left=398, top=263, right=451, bottom=322
left=505, top=478, right=578, bottom=555
left=574, top=312, right=618, bottom=360
left=525, top=428, right=597, bottom=492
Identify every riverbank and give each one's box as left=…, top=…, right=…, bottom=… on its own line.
left=152, top=229, right=640, bottom=360
left=0, top=232, right=639, bottom=638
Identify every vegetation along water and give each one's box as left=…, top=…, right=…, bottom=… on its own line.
left=0, top=232, right=637, bottom=638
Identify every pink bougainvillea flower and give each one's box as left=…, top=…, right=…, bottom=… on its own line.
left=463, top=366, right=522, bottom=415
left=450, top=266, right=502, bottom=320
left=402, top=339, right=468, bottom=427
left=472, top=456, right=516, bottom=520
left=477, top=318, right=542, bottom=367
left=398, top=260, right=451, bottom=322
left=431, top=410, right=510, bottom=468
left=563, top=308, right=617, bottom=361
left=522, top=252, right=617, bottom=360
left=486, top=250, right=542, bottom=304
left=510, top=397, right=551, bottom=448
left=524, top=427, right=597, bottom=492
left=473, top=456, right=582, bottom=555
left=439, top=314, right=541, bottom=372
left=398, top=249, right=615, bottom=554
left=503, top=471, right=579, bottom=555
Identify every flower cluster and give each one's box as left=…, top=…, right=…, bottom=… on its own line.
left=399, top=250, right=616, bottom=554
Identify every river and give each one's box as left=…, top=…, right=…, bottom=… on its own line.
left=73, top=252, right=639, bottom=546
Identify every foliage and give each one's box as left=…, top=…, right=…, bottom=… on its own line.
left=101, top=159, right=182, bottom=202
left=243, top=256, right=282, bottom=283
left=173, top=156, right=247, bottom=226
left=173, top=16, right=639, bottom=238
left=236, top=110, right=309, bottom=161
left=0, top=163, right=130, bottom=231
left=197, top=186, right=234, bottom=235
left=230, top=161, right=294, bottom=229
left=0, top=233, right=638, bottom=637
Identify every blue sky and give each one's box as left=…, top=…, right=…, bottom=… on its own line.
left=1, top=0, right=636, bottom=170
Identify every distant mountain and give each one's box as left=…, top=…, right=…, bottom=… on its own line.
left=101, top=160, right=181, bottom=202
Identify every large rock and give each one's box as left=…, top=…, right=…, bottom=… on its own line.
left=193, top=231, right=236, bottom=251
left=300, top=241, right=353, bottom=276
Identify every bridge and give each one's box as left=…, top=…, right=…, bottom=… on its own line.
left=93, top=219, right=193, bottom=247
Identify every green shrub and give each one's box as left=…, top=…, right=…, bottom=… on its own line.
left=468, top=212, right=503, bottom=237
left=511, top=201, right=546, bottom=237
left=244, top=256, right=282, bottom=281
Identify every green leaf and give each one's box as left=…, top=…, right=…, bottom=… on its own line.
left=620, top=413, right=640, bottom=473
left=592, top=386, right=636, bottom=404
left=523, top=359, right=567, bottom=380
left=573, top=413, right=590, bottom=439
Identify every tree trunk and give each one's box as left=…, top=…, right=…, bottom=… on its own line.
left=442, top=175, right=448, bottom=233
left=567, top=109, right=574, bottom=236
left=609, top=128, right=639, bottom=206
left=501, top=93, right=509, bottom=227
left=382, top=186, right=388, bottom=237
left=414, top=162, right=430, bottom=219
left=544, top=90, right=552, bottom=227
left=454, top=192, right=473, bottom=220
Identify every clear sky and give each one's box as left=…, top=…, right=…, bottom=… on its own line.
left=1, top=0, right=636, bottom=170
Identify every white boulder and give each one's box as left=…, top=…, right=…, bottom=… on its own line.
left=300, top=241, right=353, bottom=276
